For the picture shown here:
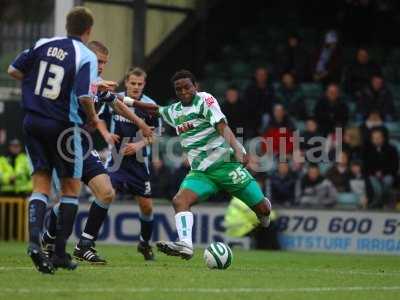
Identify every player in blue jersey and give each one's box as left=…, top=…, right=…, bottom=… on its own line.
left=106, top=67, right=161, bottom=260
left=41, top=41, right=154, bottom=264
left=7, top=7, right=100, bottom=273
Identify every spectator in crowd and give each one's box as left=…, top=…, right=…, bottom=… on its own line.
left=261, top=104, right=296, bottom=156
left=150, top=157, right=173, bottom=199
left=349, top=160, right=370, bottom=209
left=267, top=161, right=298, bottom=206
left=363, top=128, right=399, bottom=208
left=325, top=152, right=351, bottom=193
left=311, top=30, right=342, bottom=85
left=291, top=149, right=306, bottom=174
left=314, top=83, right=349, bottom=136
left=296, top=163, right=337, bottom=207
left=275, top=72, right=307, bottom=120
left=221, top=86, right=244, bottom=135
left=330, top=127, right=363, bottom=161
left=243, top=67, right=275, bottom=139
left=344, top=47, right=382, bottom=96
left=0, top=139, right=32, bottom=196
left=301, top=117, right=324, bottom=161
left=356, top=74, right=396, bottom=121
left=275, top=32, right=310, bottom=82
left=359, top=110, right=389, bottom=146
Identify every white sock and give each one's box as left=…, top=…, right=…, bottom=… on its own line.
left=175, top=211, right=193, bottom=248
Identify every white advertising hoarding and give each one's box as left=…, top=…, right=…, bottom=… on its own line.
left=70, top=204, right=400, bottom=255
left=276, top=209, right=400, bottom=255
left=71, top=203, right=251, bottom=249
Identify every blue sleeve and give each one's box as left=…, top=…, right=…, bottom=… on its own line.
left=75, top=54, right=98, bottom=98
left=11, top=48, right=35, bottom=74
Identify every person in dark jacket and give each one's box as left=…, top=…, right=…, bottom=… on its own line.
left=296, top=163, right=337, bottom=207
left=300, top=117, right=323, bottom=158
left=221, top=86, right=244, bottom=136
left=275, top=72, right=307, bottom=120
left=311, top=30, right=343, bottom=85
left=314, top=83, right=349, bottom=136
left=243, top=67, right=275, bottom=139
left=359, top=110, right=389, bottom=147
left=267, top=162, right=297, bottom=206
left=344, top=47, right=382, bottom=96
left=325, top=152, right=351, bottom=193
left=275, top=32, right=310, bottom=82
left=363, top=128, right=399, bottom=208
left=357, top=74, right=396, bottom=121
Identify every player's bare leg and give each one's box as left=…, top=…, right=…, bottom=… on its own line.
left=252, top=197, right=272, bottom=228
left=51, top=178, right=81, bottom=270
left=74, top=174, right=115, bottom=264
left=27, top=171, right=55, bottom=274
left=136, top=196, right=155, bottom=260
left=156, top=189, right=198, bottom=260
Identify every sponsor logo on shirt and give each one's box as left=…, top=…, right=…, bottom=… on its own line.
left=177, top=122, right=194, bottom=134
left=205, top=96, right=215, bottom=107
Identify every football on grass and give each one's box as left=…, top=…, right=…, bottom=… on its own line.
left=204, top=242, right=233, bottom=269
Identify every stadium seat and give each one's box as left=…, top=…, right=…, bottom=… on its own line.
left=301, top=83, right=323, bottom=99
left=230, top=61, right=251, bottom=78
left=390, top=139, right=400, bottom=153
left=387, top=123, right=400, bottom=138
left=382, top=65, right=397, bottom=82
left=295, top=121, right=305, bottom=132
left=319, top=162, right=333, bottom=175
left=212, top=79, right=229, bottom=98
left=336, top=192, right=359, bottom=208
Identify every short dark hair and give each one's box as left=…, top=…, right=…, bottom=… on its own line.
left=171, top=70, right=196, bottom=85
left=371, top=73, right=383, bottom=80
left=66, top=6, right=94, bottom=36
left=281, top=71, right=297, bottom=82
left=88, top=41, right=109, bottom=55
left=370, top=127, right=385, bottom=137
left=306, top=116, right=317, bottom=123
left=226, top=85, right=238, bottom=91
left=308, top=163, right=320, bottom=170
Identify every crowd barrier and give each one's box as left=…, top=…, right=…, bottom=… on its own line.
left=0, top=197, right=27, bottom=241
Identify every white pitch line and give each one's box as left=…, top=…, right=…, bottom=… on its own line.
left=1, top=286, right=400, bottom=294
left=2, top=266, right=400, bottom=277
left=277, top=267, right=400, bottom=277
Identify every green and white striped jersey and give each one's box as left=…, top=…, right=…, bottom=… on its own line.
left=159, top=92, right=233, bottom=171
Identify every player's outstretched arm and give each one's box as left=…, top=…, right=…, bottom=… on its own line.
left=80, top=96, right=99, bottom=129
left=8, top=48, right=33, bottom=81
left=216, top=121, right=248, bottom=166
left=120, top=96, right=160, bottom=116
left=7, top=66, right=24, bottom=81
left=111, top=100, right=154, bottom=140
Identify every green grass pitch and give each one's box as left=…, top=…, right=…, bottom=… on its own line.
left=1, top=242, right=400, bottom=300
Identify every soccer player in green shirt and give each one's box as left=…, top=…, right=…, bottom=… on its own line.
left=126, top=70, right=271, bottom=259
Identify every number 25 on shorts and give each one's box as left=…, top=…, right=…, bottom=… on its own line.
left=229, top=167, right=247, bottom=184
